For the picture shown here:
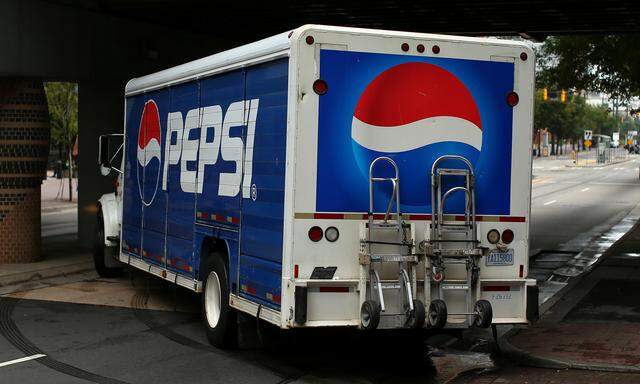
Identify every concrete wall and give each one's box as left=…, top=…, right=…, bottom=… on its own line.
left=0, top=0, right=238, bottom=247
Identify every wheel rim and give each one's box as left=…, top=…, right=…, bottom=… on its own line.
left=428, top=306, right=438, bottom=325
left=205, top=271, right=222, bottom=328
left=361, top=305, right=371, bottom=327
left=475, top=305, right=483, bottom=325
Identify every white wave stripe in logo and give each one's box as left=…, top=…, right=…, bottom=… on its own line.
left=351, top=116, right=482, bottom=153
left=137, top=138, right=161, bottom=166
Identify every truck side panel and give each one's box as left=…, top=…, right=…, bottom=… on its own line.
left=238, top=58, right=288, bottom=309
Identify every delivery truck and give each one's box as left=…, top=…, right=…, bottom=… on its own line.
left=96, top=25, right=536, bottom=348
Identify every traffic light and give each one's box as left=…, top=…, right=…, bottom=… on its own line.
left=560, top=89, right=567, bottom=103
left=543, top=88, right=548, bottom=101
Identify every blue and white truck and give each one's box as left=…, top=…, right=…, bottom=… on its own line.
left=96, top=25, right=536, bottom=348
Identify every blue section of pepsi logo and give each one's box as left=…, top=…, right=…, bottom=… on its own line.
left=317, top=50, right=514, bottom=215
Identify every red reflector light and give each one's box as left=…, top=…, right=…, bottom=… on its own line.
left=294, top=264, right=299, bottom=278
left=506, top=91, right=519, bottom=106
left=313, top=79, right=328, bottom=95
left=519, top=265, right=524, bottom=278
left=308, top=226, right=323, bottom=242
left=417, top=44, right=425, bottom=53
left=432, top=45, right=440, bottom=54
left=520, top=52, right=528, bottom=61
left=433, top=272, right=443, bottom=282
left=401, top=42, right=409, bottom=52
left=305, top=35, right=314, bottom=45
left=501, top=229, right=514, bottom=244
left=319, top=286, right=349, bottom=293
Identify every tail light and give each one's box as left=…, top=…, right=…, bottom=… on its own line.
left=502, top=229, right=515, bottom=244
left=487, top=229, right=500, bottom=244
left=313, top=79, right=328, bottom=95
left=325, top=226, right=339, bottom=242
left=308, top=226, right=323, bottom=242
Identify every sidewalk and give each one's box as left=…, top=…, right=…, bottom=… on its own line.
left=503, top=207, right=640, bottom=372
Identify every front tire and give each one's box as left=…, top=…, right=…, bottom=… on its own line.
left=93, top=209, right=122, bottom=278
left=202, top=252, right=237, bottom=348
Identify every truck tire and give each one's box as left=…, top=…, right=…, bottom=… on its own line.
left=93, top=209, right=122, bottom=278
left=202, top=251, right=237, bottom=348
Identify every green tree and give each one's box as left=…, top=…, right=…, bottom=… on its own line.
left=45, top=83, right=78, bottom=202
left=537, top=35, right=640, bottom=104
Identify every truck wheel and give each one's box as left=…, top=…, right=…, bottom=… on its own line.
left=406, top=299, right=426, bottom=329
left=427, top=299, right=447, bottom=329
left=360, top=300, right=381, bottom=330
left=202, top=252, right=237, bottom=348
left=93, top=209, right=122, bottom=278
left=473, top=299, right=493, bottom=328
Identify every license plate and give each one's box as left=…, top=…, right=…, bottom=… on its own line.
left=486, top=249, right=514, bottom=266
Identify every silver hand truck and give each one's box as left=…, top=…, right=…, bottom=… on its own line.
left=423, top=155, right=493, bottom=329
left=358, top=156, right=425, bottom=330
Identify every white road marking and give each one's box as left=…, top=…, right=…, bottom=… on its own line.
left=0, top=354, right=46, bottom=368
left=543, top=200, right=557, bottom=206
left=581, top=187, right=590, bottom=192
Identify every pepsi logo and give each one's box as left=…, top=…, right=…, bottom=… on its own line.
left=350, top=62, right=482, bottom=207
left=351, top=62, right=482, bottom=153
left=137, top=100, right=162, bottom=206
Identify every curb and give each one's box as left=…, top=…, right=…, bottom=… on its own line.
left=0, top=261, right=94, bottom=289
left=498, top=207, right=640, bottom=373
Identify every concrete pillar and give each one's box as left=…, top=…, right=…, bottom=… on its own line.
left=0, top=78, right=50, bottom=263
left=77, top=79, right=125, bottom=247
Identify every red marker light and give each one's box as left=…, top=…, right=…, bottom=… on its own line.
left=432, top=45, right=440, bottom=54
left=401, top=43, right=409, bottom=52
left=308, top=226, right=323, bottom=242
left=313, top=79, right=328, bottom=95
left=294, top=264, right=299, bottom=278
left=520, top=52, right=528, bottom=61
left=417, top=44, right=425, bottom=53
left=506, top=91, right=519, bottom=107
left=502, top=229, right=514, bottom=244
left=305, top=35, right=314, bottom=45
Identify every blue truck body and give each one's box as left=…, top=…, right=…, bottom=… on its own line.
left=122, top=58, right=288, bottom=310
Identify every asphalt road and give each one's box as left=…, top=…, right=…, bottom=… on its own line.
left=2, top=155, right=638, bottom=384
left=530, top=156, right=640, bottom=252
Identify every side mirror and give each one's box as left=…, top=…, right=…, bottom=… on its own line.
left=98, top=134, right=123, bottom=176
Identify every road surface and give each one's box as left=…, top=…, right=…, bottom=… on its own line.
left=1, top=156, right=638, bottom=384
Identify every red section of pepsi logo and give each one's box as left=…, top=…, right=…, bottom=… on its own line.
left=353, top=62, right=482, bottom=128
left=137, top=100, right=161, bottom=149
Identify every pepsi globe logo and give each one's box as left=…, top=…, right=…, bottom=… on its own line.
left=351, top=62, right=483, bottom=207
left=137, top=100, right=162, bottom=206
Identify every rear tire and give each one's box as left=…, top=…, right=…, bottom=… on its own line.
left=93, top=209, right=122, bottom=278
left=202, top=251, right=237, bottom=348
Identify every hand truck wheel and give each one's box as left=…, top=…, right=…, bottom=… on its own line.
left=360, top=300, right=381, bottom=330
left=427, top=299, right=447, bottom=329
left=473, top=299, right=493, bottom=328
left=405, top=299, right=426, bottom=329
